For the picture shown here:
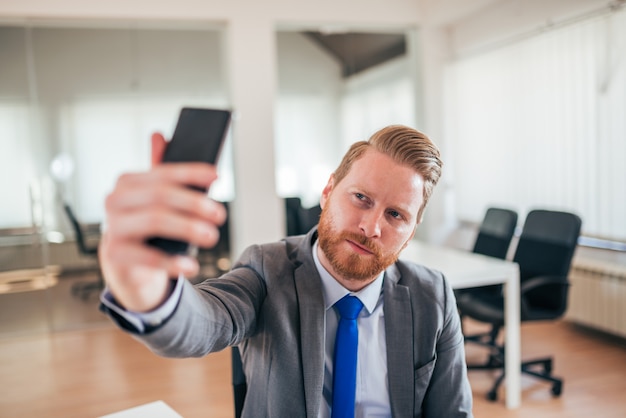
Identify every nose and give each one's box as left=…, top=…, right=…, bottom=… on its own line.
left=359, top=209, right=382, bottom=238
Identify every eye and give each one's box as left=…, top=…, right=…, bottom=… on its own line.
left=353, top=192, right=372, bottom=208
left=388, top=209, right=402, bottom=220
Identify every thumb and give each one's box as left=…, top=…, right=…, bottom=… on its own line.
left=151, top=132, right=167, bottom=167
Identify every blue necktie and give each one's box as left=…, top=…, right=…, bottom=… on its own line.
left=332, top=295, right=364, bottom=418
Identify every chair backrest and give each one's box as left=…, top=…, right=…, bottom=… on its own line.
left=472, top=207, right=518, bottom=259
left=513, top=209, right=582, bottom=312
left=285, top=197, right=304, bottom=236
left=285, top=197, right=322, bottom=236
left=215, top=201, right=230, bottom=255
left=63, top=203, right=98, bottom=256
left=514, top=209, right=581, bottom=281
left=301, top=204, right=322, bottom=233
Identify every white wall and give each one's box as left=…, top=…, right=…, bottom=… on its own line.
left=446, top=0, right=609, bottom=57
left=0, top=0, right=421, bottom=25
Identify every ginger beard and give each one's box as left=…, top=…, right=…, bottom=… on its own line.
left=317, top=206, right=402, bottom=282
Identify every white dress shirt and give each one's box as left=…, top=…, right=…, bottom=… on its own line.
left=313, top=241, right=391, bottom=418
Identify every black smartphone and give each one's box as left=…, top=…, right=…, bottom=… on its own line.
left=147, top=107, right=232, bottom=255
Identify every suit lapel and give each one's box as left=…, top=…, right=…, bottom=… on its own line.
left=293, top=230, right=325, bottom=418
left=383, top=265, right=414, bottom=417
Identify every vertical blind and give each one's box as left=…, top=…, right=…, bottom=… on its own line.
left=444, top=7, right=626, bottom=242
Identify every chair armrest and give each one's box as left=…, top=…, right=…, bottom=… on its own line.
left=520, top=276, right=569, bottom=294
left=520, top=276, right=570, bottom=320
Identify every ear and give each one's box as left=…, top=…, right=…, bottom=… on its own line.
left=320, top=174, right=335, bottom=209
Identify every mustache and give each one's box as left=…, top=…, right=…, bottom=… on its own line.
left=340, top=231, right=382, bottom=256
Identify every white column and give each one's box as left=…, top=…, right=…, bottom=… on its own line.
left=224, top=17, right=284, bottom=257
left=407, top=26, right=454, bottom=244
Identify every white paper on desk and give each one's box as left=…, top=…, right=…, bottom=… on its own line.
left=98, top=400, right=183, bottom=418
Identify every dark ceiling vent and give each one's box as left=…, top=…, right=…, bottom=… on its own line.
left=303, top=32, right=406, bottom=78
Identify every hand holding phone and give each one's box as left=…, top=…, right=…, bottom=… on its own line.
left=147, top=107, right=231, bottom=255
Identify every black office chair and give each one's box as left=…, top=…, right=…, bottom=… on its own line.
left=285, top=197, right=305, bottom=236
left=472, top=207, right=518, bottom=260
left=63, top=203, right=103, bottom=300
left=456, top=207, right=518, bottom=301
left=232, top=346, right=247, bottom=418
left=285, top=197, right=322, bottom=236
left=301, top=203, right=321, bottom=233
left=456, top=209, right=581, bottom=401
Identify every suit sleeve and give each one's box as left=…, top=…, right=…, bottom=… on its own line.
left=99, top=278, right=183, bottom=333
left=102, top=245, right=268, bottom=359
left=423, top=276, right=474, bottom=417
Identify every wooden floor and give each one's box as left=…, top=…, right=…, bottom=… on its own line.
left=0, top=274, right=625, bottom=417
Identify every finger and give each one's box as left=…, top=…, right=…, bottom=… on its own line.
left=152, top=162, right=220, bottom=190
left=122, top=163, right=219, bottom=193
left=108, top=208, right=223, bottom=248
left=106, top=180, right=226, bottom=225
left=105, top=240, right=199, bottom=278
left=151, top=132, right=167, bottom=167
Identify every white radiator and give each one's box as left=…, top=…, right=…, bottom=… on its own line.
left=567, top=258, right=626, bottom=338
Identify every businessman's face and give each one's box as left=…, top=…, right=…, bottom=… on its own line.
left=317, top=149, right=423, bottom=290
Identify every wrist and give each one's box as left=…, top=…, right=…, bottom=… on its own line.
left=109, top=272, right=172, bottom=313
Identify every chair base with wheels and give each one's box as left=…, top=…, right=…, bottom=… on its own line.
left=463, top=321, right=563, bottom=401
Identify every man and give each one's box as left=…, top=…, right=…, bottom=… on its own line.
left=100, top=125, right=473, bottom=417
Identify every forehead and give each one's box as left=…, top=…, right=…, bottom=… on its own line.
left=342, top=149, right=425, bottom=211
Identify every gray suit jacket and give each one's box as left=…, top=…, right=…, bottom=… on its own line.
left=114, top=228, right=473, bottom=417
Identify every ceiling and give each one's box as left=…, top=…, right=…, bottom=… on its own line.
left=304, top=31, right=406, bottom=78
left=301, top=1, right=508, bottom=77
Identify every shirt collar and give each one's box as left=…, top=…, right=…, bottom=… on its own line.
left=312, top=240, right=384, bottom=315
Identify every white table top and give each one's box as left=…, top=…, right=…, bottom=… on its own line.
left=99, top=401, right=182, bottom=418
left=400, top=240, right=518, bottom=289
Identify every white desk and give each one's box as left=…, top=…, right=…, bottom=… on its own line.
left=99, top=400, right=182, bottom=418
left=400, top=241, right=521, bottom=409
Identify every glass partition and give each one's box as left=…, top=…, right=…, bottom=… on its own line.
left=0, top=23, right=229, bottom=337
